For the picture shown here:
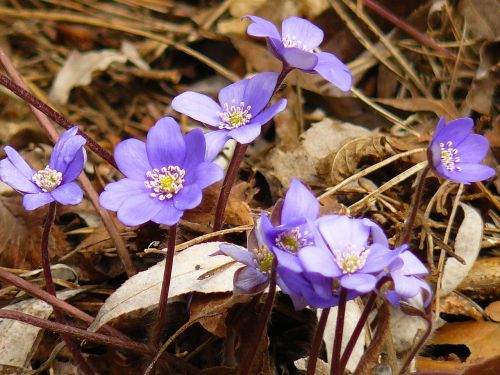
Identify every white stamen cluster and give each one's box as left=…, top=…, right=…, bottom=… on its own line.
left=333, top=244, right=370, bottom=274
left=144, top=166, right=185, bottom=200
left=217, top=100, right=252, bottom=130
left=282, top=34, right=311, bottom=51
left=251, top=246, right=274, bottom=273
left=32, top=166, right=62, bottom=192
left=275, top=227, right=312, bottom=254
left=439, top=141, right=461, bottom=172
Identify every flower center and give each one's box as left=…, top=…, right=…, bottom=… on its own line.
left=144, top=166, right=185, bottom=200
left=333, top=245, right=370, bottom=274
left=275, top=227, right=312, bottom=254
left=32, top=166, right=62, bottom=192
left=282, top=35, right=311, bottom=51
left=439, top=141, right=461, bottom=172
left=251, top=246, right=274, bottom=273
left=217, top=100, right=252, bottom=130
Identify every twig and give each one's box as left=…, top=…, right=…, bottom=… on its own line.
left=238, top=259, right=277, bottom=375
left=306, top=308, right=330, bottom=375
left=0, top=46, right=136, bottom=277
left=331, top=289, right=347, bottom=375
left=41, top=202, right=94, bottom=375
left=151, top=224, right=177, bottom=348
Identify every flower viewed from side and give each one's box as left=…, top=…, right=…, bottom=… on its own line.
left=299, top=215, right=400, bottom=296
left=171, top=72, right=287, bottom=159
left=99, top=116, right=223, bottom=226
left=428, top=117, right=495, bottom=184
left=385, top=250, right=432, bottom=308
left=245, top=16, right=352, bottom=92
left=0, top=127, right=85, bottom=210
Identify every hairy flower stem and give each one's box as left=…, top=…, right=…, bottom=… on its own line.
left=238, top=259, right=277, bottom=375
left=212, top=67, right=292, bottom=232
left=401, top=165, right=430, bottom=245
left=41, top=202, right=94, bottom=375
left=398, top=308, right=433, bottom=375
left=339, top=292, right=376, bottom=372
left=0, top=73, right=118, bottom=170
left=331, top=289, right=348, bottom=375
left=152, top=224, right=177, bottom=348
left=306, top=308, right=330, bottom=375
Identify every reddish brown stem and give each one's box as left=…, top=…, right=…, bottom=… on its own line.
left=151, top=224, right=177, bottom=348
left=0, top=266, right=127, bottom=340
left=41, top=202, right=94, bottom=375
left=331, top=289, right=347, bottom=375
left=307, top=308, right=330, bottom=375
left=212, top=142, right=248, bottom=232
left=0, top=72, right=118, bottom=170
left=238, top=259, right=277, bottom=375
left=362, top=0, right=457, bottom=61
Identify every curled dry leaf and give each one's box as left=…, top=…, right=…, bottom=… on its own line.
left=441, top=203, right=483, bottom=297
left=390, top=305, right=430, bottom=353
left=0, top=289, right=89, bottom=370
left=320, top=301, right=365, bottom=373
left=89, top=242, right=240, bottom=332
left=458, top=257, right=500, bottom=301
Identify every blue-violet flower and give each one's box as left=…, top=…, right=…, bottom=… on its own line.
left=428, top=117, right=495, bottom=184
left=99, top=116, right=223, bottom=226
left=171, top=72, right=287, bottom=160
left=0, top=126, right=85, bottom=210
left=245, top=16, right=352, bottom=92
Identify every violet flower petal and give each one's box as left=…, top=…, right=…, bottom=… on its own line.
left=61, top=148, right=85, bottom=183
left=114, top=139, right=151, bottom=180
left=0, top=159, right=39, bottom=193
left=442, top=163, right=495, bottom=184
left=49, top=128, right=85, bottom=175
left=340, top=273, right=376, bottom=293
left=361, top=244, right=399, bottom=273
left=243, top=72, right=278, bottom=115
left=99, top=179, right=147, bottom=211
left=4, top=146, right=35, bottom=179
left=146, top=117, right=186, bottom=168
left=453, top=134, right=489, bottom=163
left=313, top=52, right=352, bottom=92
left=297, top=246, right=340, bottom=277
left=397, top=251, right=429, bottom=276
left=23, top=192, right=54, bottom=210
left=218, top=243, right=256, bottom=267
left=281, top=16, right=324, bottom=49
left=251, top=99, right=287, bottom=126
left=228, top=122, right=262, bottom=144
left=151, top=200, right=184, bottom=226
left=431, top=117, right=474, bottom=147
left=272, top=247, right=302, bottom=273
left=392, top=274, right=421, bottom=299
left=280, top=48, right=318, bottom=70
left=218, top=78, right=249, bottom=107
left=193, top=161, right=224, bottom=189
left=117, top=193, right=162, bottom=226
left=171, top=92, right=221, bottom=127
left=173, top=184, right=202, bottom=210
left=204, top=130, right=229, bottom=162
left=281, top=178, right=319, bottom=224
left=50, top=182, right=83, bottom=205
left=234, top=266, right=268, bottom=294
left=245, top=15, right=281, bottom=40
left=182, top=128, right=206, bottom=173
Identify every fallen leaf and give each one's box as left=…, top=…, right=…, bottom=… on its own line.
left=89, top=242, right=240, bottom=331
left=458, top=257, right=500, bottom=301
left=375, top=98, right=460, bottom=119
left=485, top=301, right=500, bottom=322
left=441, top=203, right=483, bottom=296
left=390, top=306, right=430, bottom=353
left=0, top=196, right=67, bottom=269
left=0, top=288, right=89, bottom=370
left=440, top=292, right=483, bottom=321
left=459, top=0, right=500, bottom=41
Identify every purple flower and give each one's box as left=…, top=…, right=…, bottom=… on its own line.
left=386, top=250, right=432, bottom=308
left=171, top=72, right=287, bottom=158
left=0, top=127, right=85, bottom=210
left=428, top=117, right=495, bottom=184
left=245, top=16, right=352, bottom=92
left=99, top=117, right=223, bottom=226
left=299, top=215, right=399, bottom=295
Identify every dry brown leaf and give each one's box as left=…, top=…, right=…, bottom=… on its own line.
left=485, top=301, right=500, bottom=322
left=459, top=0, right=500, bottom=41
left=375, top=98, right=460, bottom=119
left=458, top=257, right=500, bottom=300
left=417, top=321, right=500, bottom=372
left=440, top=292, right=483, bottom=321
left=328, top=135, right=398, bottom=184
left=0, top=196, right=66, bottom=269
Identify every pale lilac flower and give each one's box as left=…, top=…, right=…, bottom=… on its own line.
left=0, top=127, right=85, bottom=210
left=299, top=215, right=400, bottom=295
left=245, top=16, right=352, bottom=92
left=386, top=250, right=432, bottom=307
left=99, top=117, right=223, bottom=226
left=428, top=117, right=495, bottom=184
left=171, top=72, right=287, bottom=159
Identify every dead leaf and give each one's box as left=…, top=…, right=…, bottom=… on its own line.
left=440, top=292, right=483, bottom=321
left=0, top=288, right=89, bottom=370
left=0, top=196, right=66, bottom=269
left=458, top=257, right=500, bottom=301
left=375, top=98, right=460, bottom=119
left=390, top=305, right=430, bottom=353
left=459, top=0, right=500, bottom=41
left=441, top=203, right=483, bottom=296
left=89, top=242, right=240, bottom=332
left=485, top=301, right=500, bottom=322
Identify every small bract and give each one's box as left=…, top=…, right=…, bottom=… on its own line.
left=0, top=126, right=86, bottom=210
left=245, top=16, right=352, bottom=92
left=428, top=117, right=495, bottom=184
left=99, top=117, right=223, bottom=226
